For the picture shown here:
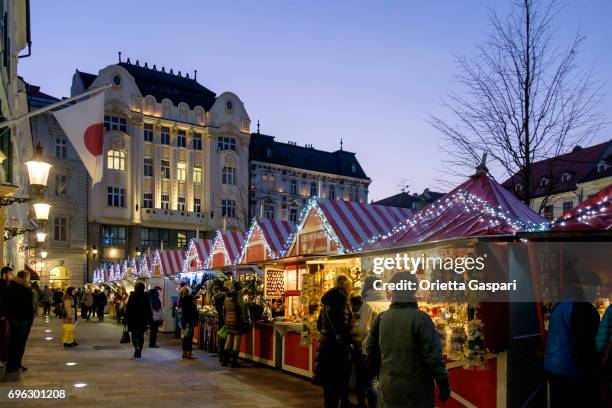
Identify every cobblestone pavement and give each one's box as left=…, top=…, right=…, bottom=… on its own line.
left=0, top=315, right=323, bottom=408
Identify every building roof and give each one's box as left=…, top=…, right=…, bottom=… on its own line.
left=240, top=218, right=296, bottom=262
left=374, top=189, right=445, bottom=209
left=249, top=132, right=369, bottom=180
left=368, top=172, right=546, bottom=250
left=118, top=61, right=217, bottom=110
left=551, top=183, right=612, bottom=231
left=184, top=238, right=214, bottom=270
left=25, top=83, right=60, bottom=109
left=75, top=70, right=97, bottom=90
left=502, top=141, right=612, bottom=198
left=212, top=230, right=246, bottom=265
left=155, top=249, right=186, bottom=276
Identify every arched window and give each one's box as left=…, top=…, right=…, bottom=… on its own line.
left=107, top=149, right=125, bottom=171
left=145, top=96, right=155, bottom=115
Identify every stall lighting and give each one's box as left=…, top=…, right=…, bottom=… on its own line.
left=36, top=232, right=47, bottom=242
left=92, top=245, right=98, bottom=259
left=66, top=362, right=77, bottom=366
left=33, top=203, right=51, bottom=220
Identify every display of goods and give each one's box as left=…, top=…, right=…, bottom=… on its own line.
left=446, top=325, right=466, bottom=361
left=265, top=269, right=285, bottom=297
left=300, top=314, right=318, bottom=346
left=464, top=319, right=486, bottom=369
left=433, top=318, right=448, bottom=351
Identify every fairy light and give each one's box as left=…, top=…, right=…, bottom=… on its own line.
left=554, top=194, right=610, bottom=228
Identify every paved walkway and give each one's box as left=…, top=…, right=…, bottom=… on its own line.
left=0, top=315, right=323, bottom=407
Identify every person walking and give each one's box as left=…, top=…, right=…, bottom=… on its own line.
left=364, top=272, right=450, bottom=408
left=125, top=282, right=152, bottom=359
left=0, top=266, right=14, bottom=368
left=544, top=270, right=601, bottom=408
left=148, top=287, right=164, bottom=348
left=96, top=289, right=107, bottom=322
left=81, top=288, right=94, bottom=321
left=41, top=285, right=52, bottom=317
left=62, top=287, right=78, bottom=347
left=313, top=274, right=355, bottom=408
left=178, top=286, right=198, bottom=360
left=52, top=288, right=63, bottom=318
left=222, top=282, right=246, bottom=367
left=5, top=270, right=36, bottom=373
left=596, top=303, right=612, bottom=405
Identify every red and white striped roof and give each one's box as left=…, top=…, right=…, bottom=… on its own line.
left=240, top=218, right=296, bottom=262
left=184, top=238, right=213, bottom=270
left=155, top=249, right=186, bottom=276
left=212, top=230, right=246, bottom=265
left=289, top=198, right=412, bottom=253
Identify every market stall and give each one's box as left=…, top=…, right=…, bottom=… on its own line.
left=209, top=230, right=245, bottom=269
left=551, top=182, right=612, bottom=231
left=183, top=238, right=214, bottom=273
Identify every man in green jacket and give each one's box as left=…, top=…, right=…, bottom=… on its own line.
left=365, top=271, right=450, bottom=407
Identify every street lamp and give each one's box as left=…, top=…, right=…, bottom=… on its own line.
left=135, top=246, right=141, bottom=257
left=25, top=143, right=52, bottom=196
left=36, top=231, right=47, bottom=242
left=41, top=250, right=48, bottom=259
left=33, top=202, right=51, bottom=220
left=92, top=245, right=98, bottom=259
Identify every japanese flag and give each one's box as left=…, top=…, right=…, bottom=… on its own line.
left=53, top=92, right=105, bottom=184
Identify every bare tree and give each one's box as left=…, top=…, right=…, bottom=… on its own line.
left=222, top=187, right=251, bottom=231
left=397, top=177, right=411, bottom=193
left=431, top=0, right=604, bottom=208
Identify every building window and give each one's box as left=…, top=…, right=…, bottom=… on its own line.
left=177, top=232, right=187, bottom=248
left=193, top=167, right=202, bottom=183
left=515, top=183, right=523, bottom=193
left=55, top=138, right=67, bottom=159
left=289, top=207, right=298, bottom=222
left=53, top=217, right=67, bottom=241
left=217, top=136, right=237, bottom=151
left=539, top=177, right=550, bottom=188
left=192, top=133, right=202, bottom=150
left=194, top=198, right=201, bottom=213
left=263, top=202, right=275, bottom=220
left=176, top=162, right=186, bottom=182
left=102, top=225, right=126, bottom=246
left=143, top=158, right=153, bottom=177
left=177, top=196, right=186, bottom=211
left=290, top=179, right=298, bottom=196
left=104, top=115, right=128, bottom=133
left=352, top=187, right=359, bottom=202
left=310, top=181, right=318, bottom=197
left=560, top=173, right=572, bottom=182
left=107, top=149, right=125, bottom=171
left=543, top=205, right=554, bottom=221
left=107, top=187, right=126, bottom=207
left=266, top=147, right=272, bottom=159
left=143, top=192, right=153, bottom=208
left=161, top=160, right=170, bottom=179
left=161, top=194, right=169, bottom=210
left=160, top=126, right=170, bottom=145
left=222, top=199, right=236, bottom=217
left=222, top=166, right=236, bottom=185
left=177, top=129, right=186, bottom=148
left=55, top=174, right=67, bottom=197
left=562, top=201, right=573, bottom=213
left=143, top=123, right=154, bottom=142
left=263, top=174, right=275, bottom=191
left=351, top=162, right=357, bottom=173
left=329, top=184, right=336, bottom=200
left=597, top=160, right=608, bottom=173
left=141, top=228, right=169, bottom=248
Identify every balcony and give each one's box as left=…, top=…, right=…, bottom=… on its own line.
left=141, top=208, right=212, bottom=229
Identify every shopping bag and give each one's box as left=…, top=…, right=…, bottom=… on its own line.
left=62, top=323, right=75, bottom=345
left=120, top=326, right=131, bottom=344
left=218, top=325, right=227, bottom=340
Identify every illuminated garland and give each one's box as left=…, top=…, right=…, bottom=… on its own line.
left=211, top=231, right=243, bottom=266
left=182, top=239, right=211, bottom=273
left=361, top=190, right=549, bottom=251
left=238, top=218, right=277, bottom=263
left=555, top=194, right=611, bottom=227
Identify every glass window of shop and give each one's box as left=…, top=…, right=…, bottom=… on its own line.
left=140, top=228, right=169, bottom=248
left=102, top=225, right=126, bottom=246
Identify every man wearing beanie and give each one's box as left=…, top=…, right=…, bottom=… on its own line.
left=364, top=271, right=450, bottom=407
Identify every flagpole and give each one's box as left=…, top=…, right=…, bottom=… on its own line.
left=0, top=83, right=112, bottom=130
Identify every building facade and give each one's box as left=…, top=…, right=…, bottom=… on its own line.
left=0, top=0, right=33, bottom=270
left=249, top=132, right=370, bottom=223
left=27, top=84, right=88, bottom=287
left=73, top=58, right=251, bottom=272
left=374, top=188, right=445, bottom=211
left=502, top=141, right=612, bottom=220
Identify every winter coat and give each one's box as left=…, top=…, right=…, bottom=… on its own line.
left=0, top=279, right=8, bottom=317
left=596, top=305, right=612, bottom=353
left=179, top=295, right=198, bottom=329
left=314, top=287, right=354, bottom=382
left=223, top=293, right=243, bottom=335
left=41, top=288, right=52, bottom=304
left=53, top=290, right=63, bottom=304
left=82, top=291, right=94, bottom=307
left=150, top=291, right=164, bottom=322
left=5, top=278, right=35, bottom=322
left=213, top=292, right=227, bottom=327
left=364, top=302, right=448, bottom=408
left=63, top=295, right=75, bottom=320
left=125, top=291, right=152, bottom=332
left=544, top=301, right=600, bottom=378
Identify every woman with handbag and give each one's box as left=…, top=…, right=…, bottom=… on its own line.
left=125, top=282, right=152, bottom=359
left=62, top=287, right=78, bottom=347
left=314, top=274, right=355, bottom=408
left=178, top=286, right=198, bottom=359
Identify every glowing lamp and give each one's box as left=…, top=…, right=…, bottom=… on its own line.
left=33, top=203, right=51, bottom=220
left=36, top=232, right=47, bottom=242
left=41, top=250, right=48, bottom=259
left=25, top=144, right=52, bottom=187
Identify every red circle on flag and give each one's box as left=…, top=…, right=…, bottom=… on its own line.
left=84, top=123, right=104, bottom=156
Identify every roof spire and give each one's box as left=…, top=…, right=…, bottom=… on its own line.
left=340, top=138, right=343, bottom=151
left=194, top=69, right=197, bottom=80
left=474, top=152, right=489, bottom=176
left=257, top=120, right=260, bottom=134
left=118, top=51, right=122, bottom=63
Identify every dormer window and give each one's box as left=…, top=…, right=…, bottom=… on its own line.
left=560, top=172, right=572, bottom=182
left=266, top=147, right=272, bottom=159
left=597, top=160, right=608, bottom=173
left=539, top=177, right=550, bottom=188
left=514, top=183, right=523, bottom=193
left=351, top=162, right=357, bottom=173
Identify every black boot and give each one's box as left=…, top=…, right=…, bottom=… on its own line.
left=231, top=351, right=241, bottom=368
left=221, top=349, right=229, bottom=366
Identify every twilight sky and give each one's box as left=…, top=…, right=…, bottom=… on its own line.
left=21, top=0, right=611, bottom=200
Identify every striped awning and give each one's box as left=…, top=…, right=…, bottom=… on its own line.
left=156, top=249, right=186, bottom=276
left=241, top=218, right=296, bottom=261
left=305, top=198, right=412, bottom=252
left=212, top=230, right=245, bottom=265
left=185, top=238, right=213, bottom=270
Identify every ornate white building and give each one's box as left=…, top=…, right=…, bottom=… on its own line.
left=249, top=132, right=370, bottom=222
left=72, top=57, right=250, bottom=269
